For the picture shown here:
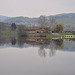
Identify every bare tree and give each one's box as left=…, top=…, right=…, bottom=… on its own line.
left=38, top=48, right=46, bottom=58
left=17, top=25, right=26, bottom=37
left=49, top=16, right=57, bottom=32
left=38, top=15, right=47, bottom=27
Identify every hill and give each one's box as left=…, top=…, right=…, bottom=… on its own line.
left=0, top=15, right=10, bottom=22
left=0, top=13, right=75, bottom=27
left=54, top=13, right=75, bottom=27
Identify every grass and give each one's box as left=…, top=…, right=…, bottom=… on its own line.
left=1, top=26, right=75, bottom=41
left=0, top=28, right=18, bottom=41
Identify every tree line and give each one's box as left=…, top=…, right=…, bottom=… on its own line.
left=10, top=16, right=64, bottom=33
left=38, top=15, right=64, bottom=33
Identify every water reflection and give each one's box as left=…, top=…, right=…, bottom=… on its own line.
left=0, top=24, right=75, bottom=58
left=38, top=48, right=47, bottom=58
left=11, top=37, right=16, bottom=45
left=0, top=33, right=75, bottom=58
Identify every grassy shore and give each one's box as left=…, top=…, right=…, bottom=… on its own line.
left=0, top=26, right=75, bottom=40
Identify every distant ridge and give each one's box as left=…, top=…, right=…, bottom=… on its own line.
left=0, top=13, right=75, bottom=27
left=0, top=15, right=10, bottom=22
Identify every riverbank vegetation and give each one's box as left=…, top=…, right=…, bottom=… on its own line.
left=0, top=15, right=75, bottom=41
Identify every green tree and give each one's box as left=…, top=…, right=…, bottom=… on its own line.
left=11, top=23, right=16, bottom=30
left=54, top=23, right=64, bottom=33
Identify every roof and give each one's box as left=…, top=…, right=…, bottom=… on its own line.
left=64, top=26, right=75, bottom=31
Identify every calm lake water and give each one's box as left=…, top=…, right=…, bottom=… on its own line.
left=0, top=37, right=75, bottom=75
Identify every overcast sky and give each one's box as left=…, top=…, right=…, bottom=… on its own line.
left=0, top=0, right=75, bottom=17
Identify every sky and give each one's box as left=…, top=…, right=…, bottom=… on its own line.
left=0, top=0, right=75, bottom=17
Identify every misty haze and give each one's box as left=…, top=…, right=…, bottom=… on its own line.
left=0, top=0, right=75, bottom=75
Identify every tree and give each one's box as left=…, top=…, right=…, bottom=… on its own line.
left=11, top=23, right=16, bottom=30
left=54, top=23, right=64, bottom=33
left=49, top=16, right=57, bottom=31
left=10, top=23, right=16, bottom=39
left=38, top=15, right=47, bottom=27
left=17, top=25, right=27, bottom=37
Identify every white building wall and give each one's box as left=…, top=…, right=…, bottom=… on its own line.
left=64, top=35, right=75, bottom=38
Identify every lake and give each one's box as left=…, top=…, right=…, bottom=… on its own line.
left=0, top=37, right=75, bottom=75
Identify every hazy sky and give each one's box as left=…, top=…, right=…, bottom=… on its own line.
left=0, top=0, right=75, bottom=17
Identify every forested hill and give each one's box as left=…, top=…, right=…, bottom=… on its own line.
left=0, top=13, right=75, bottom=27
left=54, top=13, right=75, bottom=27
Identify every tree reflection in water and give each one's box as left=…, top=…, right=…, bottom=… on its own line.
left=49, top=39, right=56, bottom=57
left=49, top=39, right=63, bottom=57
left=38, top=39, right=64, bottom=58
left=1, top=24, right=75, bottom=58
left=53, top=39, right=64, bottom=50
left=0, top=27, right=64, bottom=58
left=11, top=37, right=16, bottom=45
left=38, top=45, right=47, bottom=58
left=38, top=39, right=56, bottom=58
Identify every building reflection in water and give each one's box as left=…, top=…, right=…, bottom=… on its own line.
left=17, top=35, right=64, bottom=58
left=0, top=25, right=75, bottom=58
left=38, top=39, right=63, bottom=58
left=0, top=33, right=64, bottom=58
left=1, top=34, right=75, bottom=58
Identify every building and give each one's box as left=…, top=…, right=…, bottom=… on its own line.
left=24, top=26, right=50, bottom=34
left=64, top=26, right=75, bottom=33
